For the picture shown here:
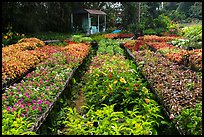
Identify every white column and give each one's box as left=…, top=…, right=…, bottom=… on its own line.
left=104, top=15, right=106, bottom=32
left=88, top=13, right=91, bottom=34
left=71, top=13, right=73, bottom=31
left=98, top=15, right=100, bottom=32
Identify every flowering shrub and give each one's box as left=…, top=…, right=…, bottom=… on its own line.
left=132, top=49, right=202, bottom=135
left=55, top=39, right=168, bottom=135
left=146, top=42, right=175, bottom=50
left=104, top=33, right=119, bottom=39
left=124, top=40, right=146, bottom=51
left=2, top=44, right=63, bottom=84
left=137, top=35, right=182, bottom=42
left=17, top=38, right=45, bottom=47
left=132, top=35, right=202, bottom=72
left=2, top=42, right=90, bottom=135
left=118, top=33, right=134, bottom=38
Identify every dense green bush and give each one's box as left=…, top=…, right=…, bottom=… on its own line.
left=173, top=102, right=202, bottom=135
left=181, top=25, right=202, bottom=42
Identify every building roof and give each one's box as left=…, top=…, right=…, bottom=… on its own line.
left=74, top=9, right=106, bottom=15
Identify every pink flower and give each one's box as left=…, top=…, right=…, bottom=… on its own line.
left=27, top=103, right=31, bottom=106
left=38, top=106, right=42, bottom=111
left=21, top=113, right=25, bottom=117
left=20, top=104, right=24, bottom=108
left=38, top=100, right=43, bottom=104
left=32, top=106, right=36, bottom=110
left=25, top=108, right=29, bottom=113
left=7, top=107, right=11, bottom=112
left=44, top=101, right=50, bottom=105
left=32, top=100, right=35, bottom=103
left=12, top=107, right=16, bottom=112
left=169, top=114, right=174, bottom=120
left=40, top=79, right=43, bottom=84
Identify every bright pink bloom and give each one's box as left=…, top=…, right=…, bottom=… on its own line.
left=38, top=106, right=42, bottom=111
left=20, top=104, right=24, bottom=108
left=12, top=107, right=16, bottom=112
left=38, top=100, right=43, bottom=104
left=27, top=103, right=31, bottom=106
left=32, top=106, right=36, bottom=110
left=7, top=107, right=11, bottom=112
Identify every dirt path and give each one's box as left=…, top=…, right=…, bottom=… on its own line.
left=74, top=90, right=86, bottom=114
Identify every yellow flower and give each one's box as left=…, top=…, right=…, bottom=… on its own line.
left=16, top=33, right=20, bottom=36
left=96, top=74, right=99, bottom=77
left=86, top=121, right=93, bottom=128
left=101, top=72, right=106, bottom=76
left=4, top=35, right=8, bottom=39
left=120, top=77, right=126, bottom=83
left=135, top=123, right=141, bottom=128
left=22, top=34, right=25, bottom=36
left=109, top=84, right=113, bottom=90
left=8, top=32, right=13, bottom=37
left=113, top=80, right=118, bottom=84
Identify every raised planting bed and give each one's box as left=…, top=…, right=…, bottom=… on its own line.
left=146, top=42, right=202, bottom=72
left=2, top=43, right=91, bottom=135
left=123, top=47, right=202, bottom=135
left=2, top=38, right=65, bottom=91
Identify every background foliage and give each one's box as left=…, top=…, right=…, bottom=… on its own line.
left=2, top=2, right=202, bottom=34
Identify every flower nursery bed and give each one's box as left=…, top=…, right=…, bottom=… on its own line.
left=2, top=38, right=65, bottom=90
left=146, top=42, right=202, bottom=72
left=122, top=45, right=202, bottom=135
left=39, top=39, right=180, bottom=135
left=2, top=42, right=91, bottom=135
left=123, top=35, right=202, bottom=72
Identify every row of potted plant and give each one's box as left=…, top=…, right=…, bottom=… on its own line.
left=2, top=43, right=91, bottom=135
left=123, top=35, right=202, bottom=72
left=104, top=33, right=134, bottom=39
left=2, top=40, right=64, bottom=86
left=137, top=35, right=183, bottom=42
left=146, top=41, right=202, bottom=71
left=52, top=39, right=170, bottom=135
left=131, top=49, right=202, bottom=135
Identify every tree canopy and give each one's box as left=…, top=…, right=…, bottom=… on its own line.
left=2, top=2, right=202, bottom=33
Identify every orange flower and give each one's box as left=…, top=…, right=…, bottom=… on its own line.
left=145, top=98, right=150, bottom=104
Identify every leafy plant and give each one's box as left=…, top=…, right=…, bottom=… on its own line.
left=173, top=102, right=202, bottom=135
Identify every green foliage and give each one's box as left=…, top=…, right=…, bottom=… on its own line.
left=91, top=34, right=105, bottom=42
left=80, top=37, right=93, bottom=42
left=169, top=39, right=190, bottom=49
left=181, top=25, right=202, bottom=42
left=2, top=30, right=25, bottom=47
left=71, top=35, right=83, bottom=43
left=173, top=102, right=202, bottom=135
left=58, top=104, right=161, bottom=135
left=2, top=110, right=37, bottom=135
left=143, top=29, right=157, bottom=35
left=177, top=24, right=202, bottom=49
left=71, top=35, right=92, bottom=43
left=154, top=14, right=171, bottom=32
left=26, top=32, right=71, bottom=41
